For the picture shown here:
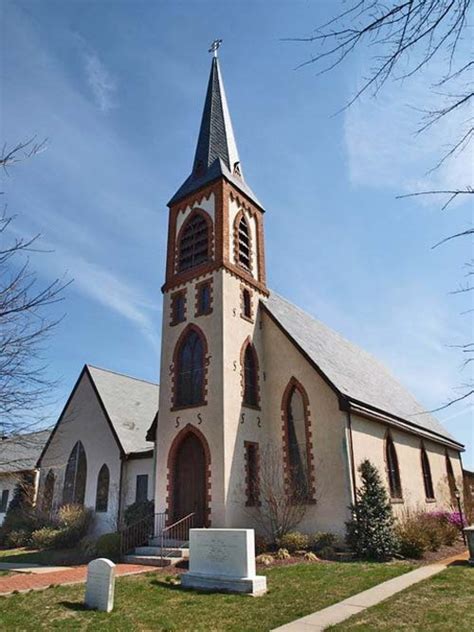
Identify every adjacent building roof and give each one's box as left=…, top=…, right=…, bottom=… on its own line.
left=0, top=430, right=51, bottom=474
left=264, top=292, right=462, bottom=448
left=87, top=365, right=159, bottom=455
left=168, top=56, right=263, bottom=209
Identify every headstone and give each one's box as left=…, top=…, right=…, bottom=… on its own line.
left=84, top=558, right=116, bottom=612
left=181, top=529, right=267, bottom=596
left=464, top=526, right=474, bottom=565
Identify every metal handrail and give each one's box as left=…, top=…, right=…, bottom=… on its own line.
left=120, top=511, right=165, bottom=556
left=160, top=512, right=195, bottom=561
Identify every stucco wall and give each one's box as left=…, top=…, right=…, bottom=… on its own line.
left=122, top=456, right=154, bottom=510
left=39, top=373, right=122, bottom=535
left=351, top=414, right=464, bottom=515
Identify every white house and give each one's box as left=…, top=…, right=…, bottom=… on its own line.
left=0, top=430, right=50, bottom=525
left=148, top=53, right=465, bottom=540
left=37, top=365, right=158, bottom=535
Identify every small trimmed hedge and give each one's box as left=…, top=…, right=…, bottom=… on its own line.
left=96, top=533, right=121, bottom=562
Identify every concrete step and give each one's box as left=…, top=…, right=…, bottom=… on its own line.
left=148, top=537, right=188, bottom=548
left=134, top=546, right=189, bottom=558
left=123, top=555, right=172, bottom=567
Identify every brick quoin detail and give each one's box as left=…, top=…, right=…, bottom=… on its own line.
left=281, top=377, right=316, bottom=502
left=163, top=179, right=268, bottom=296
left=240, top=336, right=261, bottom=410
left=166, top=423, right=212, bottom=527
left=170, top=323, right=209, bottom=411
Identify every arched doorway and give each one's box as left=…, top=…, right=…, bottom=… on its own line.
left=170, top=428, right=209, bottom=527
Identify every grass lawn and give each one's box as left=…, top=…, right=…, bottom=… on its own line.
left=0, top=548, right=90, bottom=566
left=0, top=561, right=413, bottom=631
left=330, top=564, right=474, bottom=631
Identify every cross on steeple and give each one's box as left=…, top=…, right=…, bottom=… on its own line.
left=208, top=39, right=223, bottom=58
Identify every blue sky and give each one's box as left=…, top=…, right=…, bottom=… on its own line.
left=2, top=1, right=473, bottom=467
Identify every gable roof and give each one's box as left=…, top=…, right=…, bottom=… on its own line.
left=0, top=430, right=51, bottom=474
left=38, top=365, right=159, bottom=466
left=86, top=366, right=158, bottom=455
left=264, top=293, right=462, bottom=449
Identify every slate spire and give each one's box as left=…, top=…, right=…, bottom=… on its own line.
left=168, top=55, right=262, bottom=209
left=193, top=56, right=241, bottom=176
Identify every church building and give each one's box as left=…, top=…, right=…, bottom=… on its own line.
left=150, top=51, right=465, bottom=538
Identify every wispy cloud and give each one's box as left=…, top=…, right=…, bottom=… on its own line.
left=83, top=50, right=116, bottom=112
left=344, top=59, right=471, bottom=202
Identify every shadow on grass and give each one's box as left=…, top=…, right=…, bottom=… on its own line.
left=447, top=559, right=470, bottom=567
left=59, top=601, right=91, bottom=612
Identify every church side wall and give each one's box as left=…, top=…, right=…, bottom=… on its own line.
left=223, top=305, right=353, bottom=538
left=350, top=415, right=464, bottom=515
left=39, top=374, right=122, bottom=535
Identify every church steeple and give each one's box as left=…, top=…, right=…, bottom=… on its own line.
left=193, top=56, right=241, bottom=176
left=168, top=54, right=262, bottom=209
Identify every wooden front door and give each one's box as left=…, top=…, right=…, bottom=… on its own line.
left=172, top=432, right=206, bottom=527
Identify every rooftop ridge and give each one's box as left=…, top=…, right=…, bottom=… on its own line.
left=86, top=364, right=159, bottom=387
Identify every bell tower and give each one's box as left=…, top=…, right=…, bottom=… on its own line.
left=154, top=46, right=268, bottom=529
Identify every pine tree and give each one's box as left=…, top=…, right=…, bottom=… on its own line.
left=346, top=459, right=399, bottom=560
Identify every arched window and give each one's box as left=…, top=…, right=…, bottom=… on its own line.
left=42, top=469, right=55, bottom=514
left=420, top=445, right=435, bottom=500
left=243, top=342, right=258, bottom=407
left=285, top=382, right=311, bottom=500
left=385, top=433, right=402, bottom=499
left=62, top=441, right=87, bottom=505
left=236, top=214, right=251, bottom=270
left=445, top=451, right=457, bottom=505
left=178, top=212, right=210, bottom=271
left=95, top=464, right=110, bottom=512
left=175, top=327, right=206, bottom=407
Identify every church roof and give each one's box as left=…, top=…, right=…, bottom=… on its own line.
left=0, top=430, right=51, bottom=474
left=87, top=366, right=158, bottom=455
left=168, top=57, right=263, bottom=209
left=264, top=293, right=462, bottom=448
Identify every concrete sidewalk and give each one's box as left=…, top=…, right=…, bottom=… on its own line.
left=272, top=552, right=468, bottom=632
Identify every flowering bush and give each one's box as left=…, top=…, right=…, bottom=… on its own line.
left=429, top=511, right=464, bottom=529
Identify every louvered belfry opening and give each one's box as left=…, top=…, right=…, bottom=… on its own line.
left=178, top=213, right=209, bottom=271
left=238, top=216, right=251, bottom=269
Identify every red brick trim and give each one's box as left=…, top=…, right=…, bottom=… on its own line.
left=170, top=289, right=187, bottom=326
left=240, top=337, right=261, bottom=410
left=170, top=323, right=209, bottom=410
left=195, top=278, right=213, bottom=317
left=233, top=210, right=254, bottom=275
left=166, top=423, right=211, bottom=527
left=445, top=449, right=457, bottom=506
left=420, top=441, right=436, bottom=501
left=281, top=377, right=316, bottom=503
left=244, top=441, right=261, bottom=507
left=175, top=207, right=214, bottom=276
left=240, top=284, right=254, bottom=322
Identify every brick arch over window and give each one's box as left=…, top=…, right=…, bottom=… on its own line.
left=384, top=430, right=402, bottom=500
left=171, top=323, right=209, bottom=409
left=166, top=424, right=211, bottom=527
left=233, top=210, right=252, bottom=272
left=176, top=208, right=214, bottom=273
left=240, top=337, right=260, bottom=409
left=281, top=377, right=315, bottom=502
left=62, top=440, right=87, bottom=506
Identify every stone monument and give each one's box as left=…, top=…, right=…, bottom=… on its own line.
left=181, top=528, right=267, bottom=596
left=85, top=558, right=116, bottom=612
